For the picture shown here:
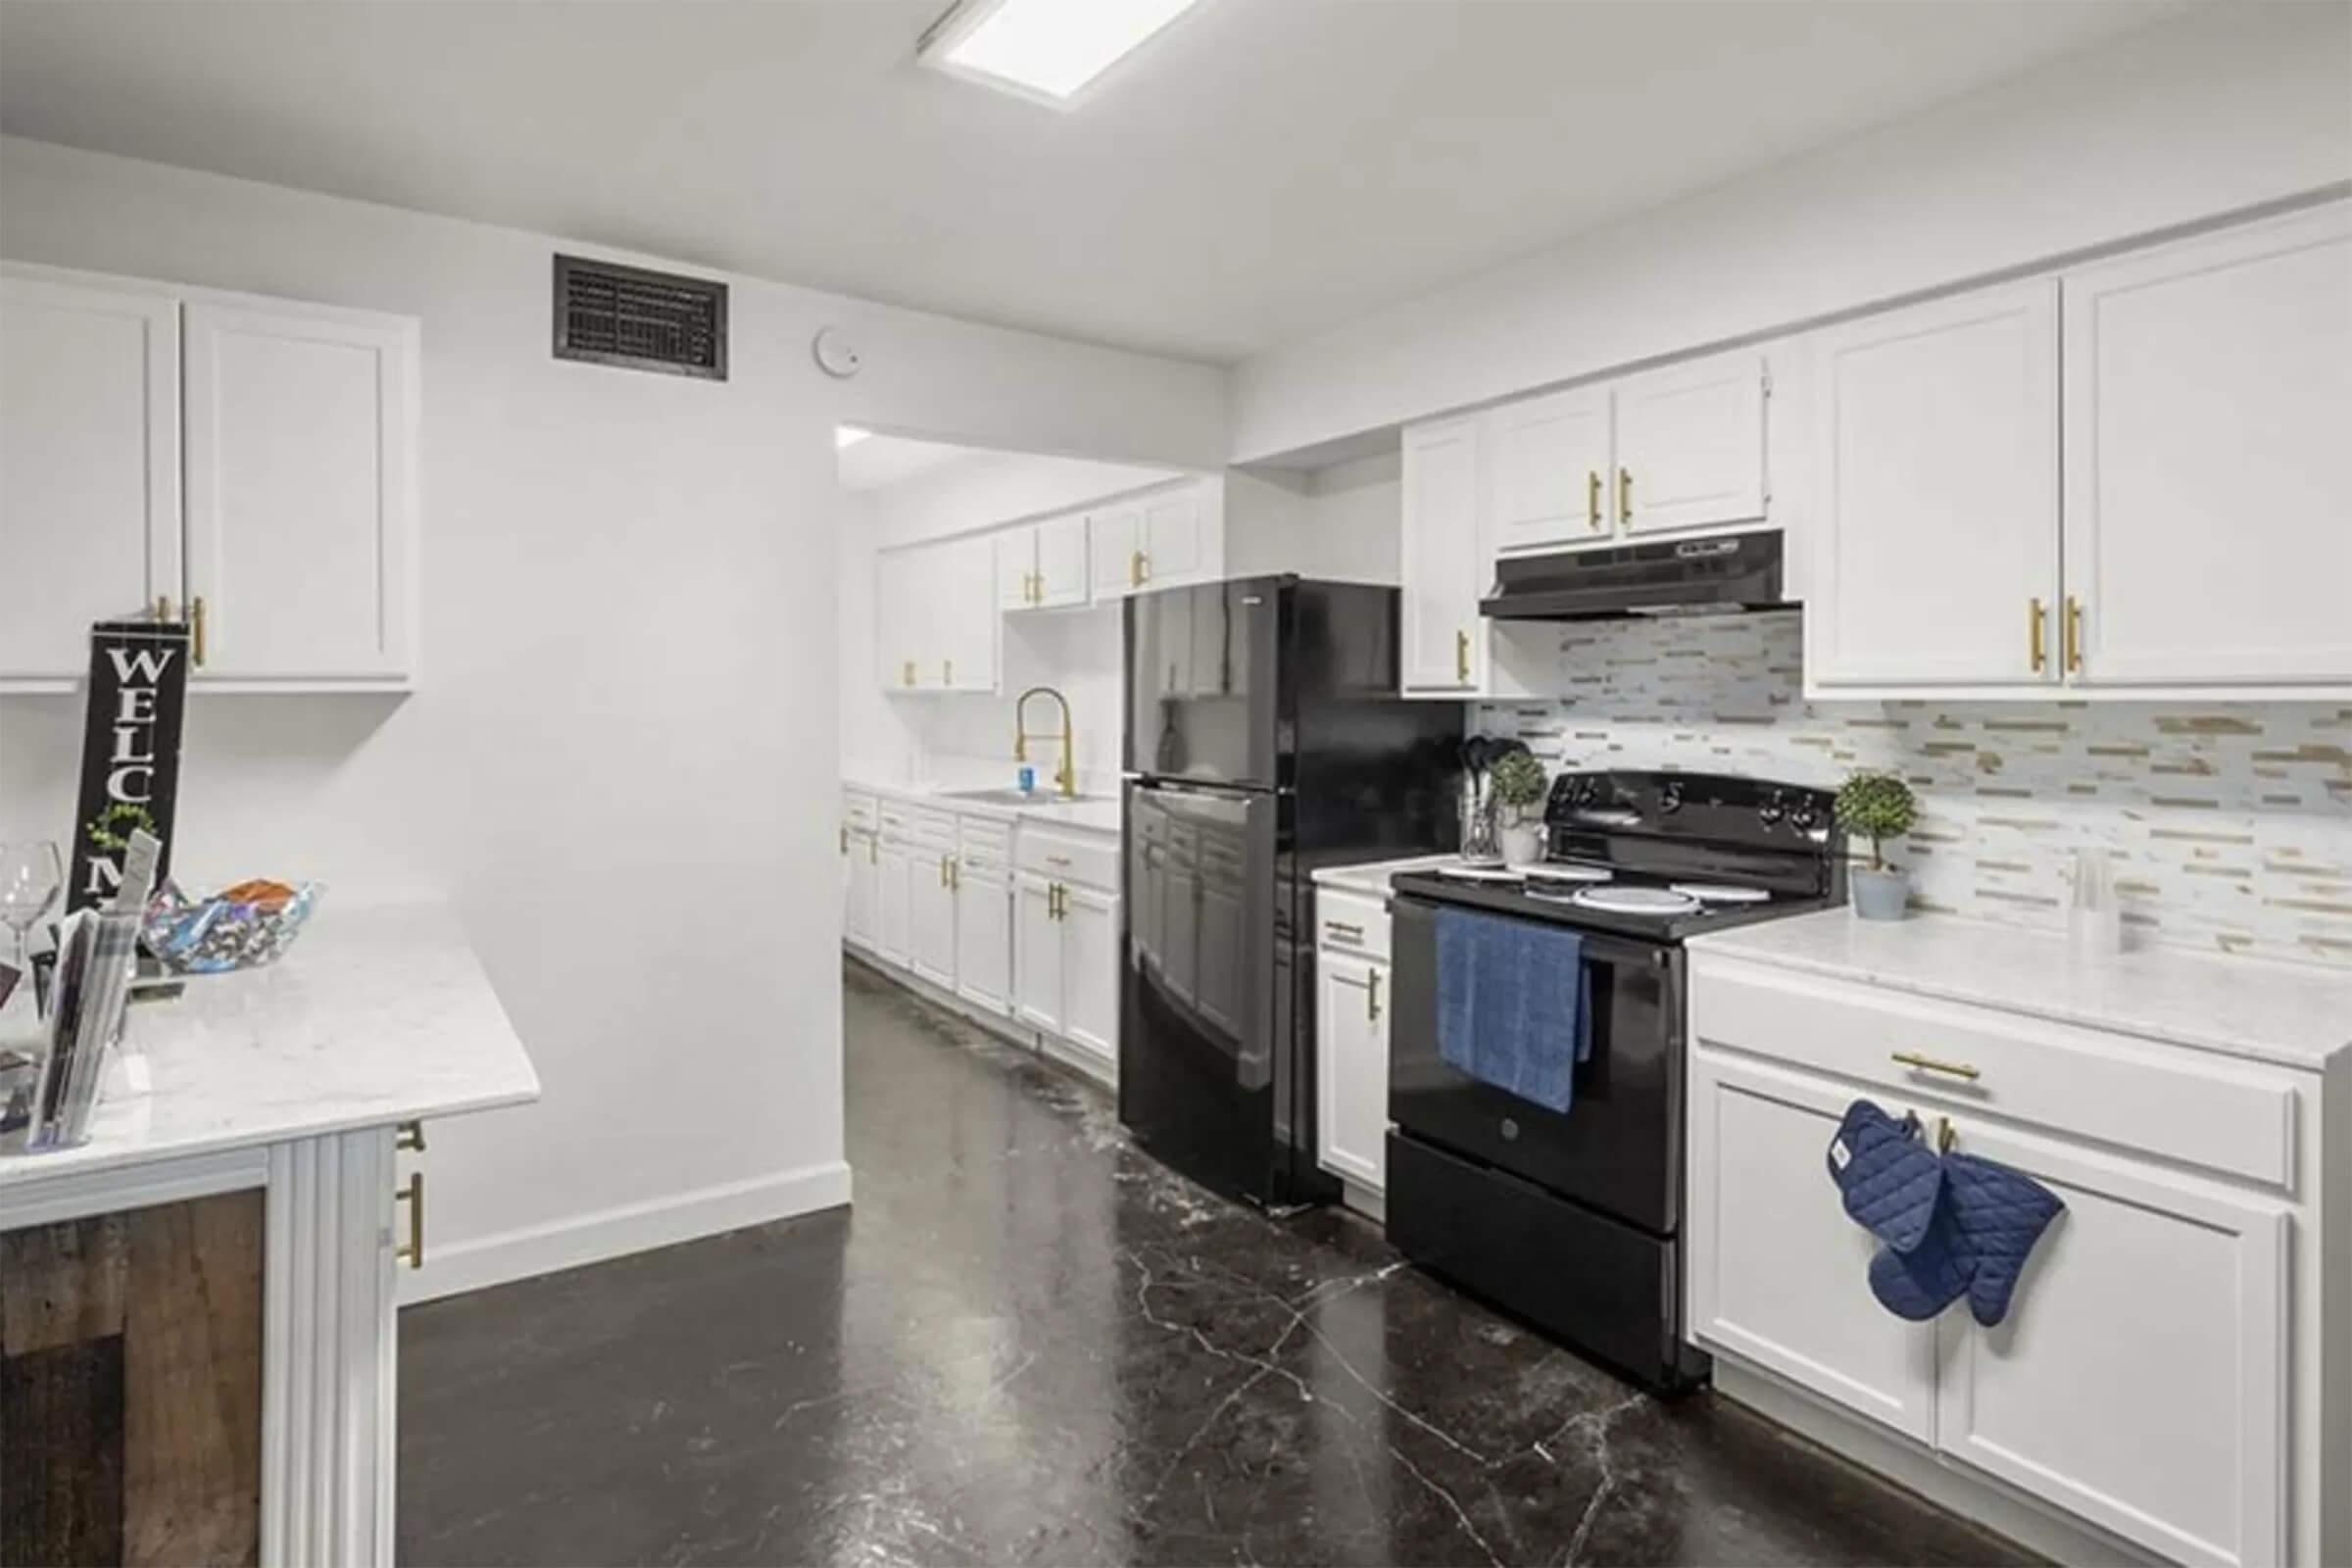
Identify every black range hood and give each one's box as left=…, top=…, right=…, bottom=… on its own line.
left=1480, top=531, right=1789, bottom=622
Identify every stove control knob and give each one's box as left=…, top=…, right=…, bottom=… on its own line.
left=1759, top=790, right=1786, bottom=825
left=1788, top=797, right=1821, bottom=833
left=1658, top=780, right=1684, bottom=814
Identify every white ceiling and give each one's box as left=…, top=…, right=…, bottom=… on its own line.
left=837, top=432, right=982, bottom=493
left=0, top=0, right=2186, bottom=364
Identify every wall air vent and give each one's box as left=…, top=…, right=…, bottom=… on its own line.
left=553, top=255, right=727, bottom=380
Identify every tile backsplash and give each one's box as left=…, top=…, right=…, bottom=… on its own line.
left=1474, top=612, right=2352, bottom=969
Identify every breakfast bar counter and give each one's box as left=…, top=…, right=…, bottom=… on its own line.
left=0, top=902, right=537, bottom=1568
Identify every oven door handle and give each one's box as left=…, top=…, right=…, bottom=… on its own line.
left=1393, top=894, right=1674, bottom=968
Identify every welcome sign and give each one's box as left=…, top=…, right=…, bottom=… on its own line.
left=66, top=616, right=191, bottom=913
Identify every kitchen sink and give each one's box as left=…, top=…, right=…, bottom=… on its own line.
left=935, top=788, right=1115, bottom=809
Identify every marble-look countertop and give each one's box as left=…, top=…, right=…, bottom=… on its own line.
left=0, top=902, right=538, bottom=1194
left=1690, top=908, right=2352, bottom=1073
left=1309, top=854, right=1464, bottom=901
left=843, top=775, right=1122, bottom=836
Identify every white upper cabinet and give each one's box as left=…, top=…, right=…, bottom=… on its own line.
left=1807, top=279, right=2060, bottom=691
left=1141, top=482, right=1215, bottom=588
left=879, top=534, right=996, bottom=693
left=1484, top=385, right=1612, bottom=555
left=0, top=270, right=182, bottom=686
left=182, top=298, right=416, bottom=686
left=1613, top=350, right=1769, bottom=536
left=1033, top=513, right=1089, bottom=608
left=2061, top=206, right=2352, bottom=690
left=995, top=528, right=1037, bottom=612
left=1399, top=416, right=1485, bottom=695
left=998, top=513, right=1090, bottom=612
left=1088, top=502, right=1141, bottom=600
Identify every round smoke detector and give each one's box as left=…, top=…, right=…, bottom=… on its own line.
left=811, top=327, right=862, bottom=379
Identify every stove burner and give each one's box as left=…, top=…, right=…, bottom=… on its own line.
left=1523, top=862, right=1614, bottom=885
left=1436, top=864, right=1526, bottom=884
left=1570, top=885, right=1702, bottom=915
left=1669, top=883, right=1773, bottom=905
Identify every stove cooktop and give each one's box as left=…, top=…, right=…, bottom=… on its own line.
left=1392, top=862, right=1838, bottom=943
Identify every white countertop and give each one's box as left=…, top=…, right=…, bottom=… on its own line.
left=844, top=774, right=1122, bottom=836
left=0, top=902, right=539, bottom=1193
left=1310, top=854, right=1463, bottom=900
left=1690, top=909, right=2352, bottom=1073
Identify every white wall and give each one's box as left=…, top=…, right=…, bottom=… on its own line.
left=1232, top=2, right=2352, bottom=462
left=0, top=134, right=1225, bottom=1298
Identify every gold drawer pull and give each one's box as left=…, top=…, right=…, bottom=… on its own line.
left=1324, top=922, right=1363, bottom=944
left=1587, top=469, right=1602, bottom=532
left=191, top=595, right=209, bottom=667
left=1367, top=968, right=1383, bottom=1023
left=1617, top=467, right=1633, bottom=526
left=395, top=1171, right=424, bottom=1269
left=2065, top=595, right=2084, bottom=673
left=1455, top=628, right=1470, bottom=684
left=395, top=1119, right=425, bottom=1152
left=1891, top=1051, right=1981, bottom=1082
left=1046, top=855, right=1073, bottom=867
left=2029, top=597, right=2047, bottom=673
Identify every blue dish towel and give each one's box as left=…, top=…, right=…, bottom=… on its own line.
left=1435, top=907, right=1591, bottom=1113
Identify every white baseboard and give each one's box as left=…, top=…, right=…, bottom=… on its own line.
left=1712, top=1360, right=2161, bottom=1568
left=398, top=1159, right=854, bottom=1306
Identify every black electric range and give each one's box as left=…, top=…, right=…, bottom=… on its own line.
left=1384, top=769, right=1843, bottom=1394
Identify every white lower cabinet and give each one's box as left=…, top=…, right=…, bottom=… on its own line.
left=908, top=844, right=957, bottom=989
left=1314, top=951, right=1389, bottom=1193
left=1013, top=871, right=1066, bottom=1034
left=844, top=828, right=879, bottom=951
left=875, top=837, right=912, bottom=968
left=1057, top=883, right=1119, bottom=1066
left=954, top=862, right=1012, bottom=1018
left=1688, top=953, right=2325, bottom=1568
left=1313, top=888, right=1394, bottom=1200
left=1687, top=1055, right=1937, bottom=1441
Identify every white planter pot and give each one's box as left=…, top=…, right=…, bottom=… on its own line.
left=1851, top=866, right=1911, bottom=921
left=1500, top=820, right=1545, bottom=865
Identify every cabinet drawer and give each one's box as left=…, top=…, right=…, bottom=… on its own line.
left=843, top=792, right=878, bottom=831
left=1316, top=889, right=1391, bottom=961
left=1017, top=827, right=1117, bottom=891
left=910, top=808, right=956, bottom=849
left=1690, top=956, right=2296, bottom=1190
left=957, top=814, right=1012, bottom=859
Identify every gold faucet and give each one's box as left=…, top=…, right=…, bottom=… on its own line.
left=1012, top=685, right=1078, bottom=800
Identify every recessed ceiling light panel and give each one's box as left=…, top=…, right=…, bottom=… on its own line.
left=918, top=0, right=1203, bottom=108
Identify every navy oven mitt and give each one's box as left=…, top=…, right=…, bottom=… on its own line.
left=1867, top=1150, right=2065, bottom=1326
left=1827, top=1101, right=1942, bottom=1255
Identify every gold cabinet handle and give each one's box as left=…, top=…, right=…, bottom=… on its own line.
left=2065, top=596, right=2084, bottom=674
left=1588, top=469, right=1603, bottom=532
left=1936, top=1116, right=1959, bottom=1155
left=868, top=834, right=877, bottom=865
left=2029, top=597, right=2047, bottom=673
left=1617, top=467, right=1633, bottom=526
left=949, top=858, right=960, bottom=891
left=902, top=661, right=915, bottom=688
left=155, top=594, right=173, bottom=623
left=943, top=659, right=954, bottom=686
left=396, top=1119, right=425, bottom=1152
left=1891, top=1050, right=1982, bottom=1082
left=1325, top=921, right=1363, bottom=944
left=191, top=595, right=208, bottom=667
left=1130, top=549, right=1147, bottom=589
left=1455, top=627, right=1470, bottom=684
left=841, top=825, right=850, bottom=856
left=394, top=1171, right=424, bottom=1270
left=1366, top=968, right=1383, bottom=1023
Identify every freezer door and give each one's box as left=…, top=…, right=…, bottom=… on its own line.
left=1125, top=580, right=1282, bottom=789
left=1119, top=779, right=1320, bottom=1206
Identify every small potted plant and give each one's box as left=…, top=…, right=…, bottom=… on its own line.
left=1836, top=771, right=1919, bottom=921
left=1489, top=749, right=1549, bottom=865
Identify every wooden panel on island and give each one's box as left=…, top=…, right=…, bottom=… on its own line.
left=1, top=1189, right=265, bottom=1568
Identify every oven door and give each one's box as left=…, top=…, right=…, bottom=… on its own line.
left=1387, top=895, right=1684, bottom=1236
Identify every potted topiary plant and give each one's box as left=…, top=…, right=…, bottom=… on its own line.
left=1488, top=749, right=1549, bottom=865
left=1836, top=771, right=1920, bottom=921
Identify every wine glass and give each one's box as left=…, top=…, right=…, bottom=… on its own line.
left=0, top=841, right=64, bottom=978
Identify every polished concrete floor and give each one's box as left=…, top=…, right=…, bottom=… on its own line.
left=398, top=960, right=2034, bottom=1567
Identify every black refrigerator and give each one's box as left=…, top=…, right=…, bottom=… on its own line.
left=1120, top=576, right=1460, bottom=1208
